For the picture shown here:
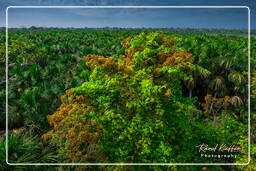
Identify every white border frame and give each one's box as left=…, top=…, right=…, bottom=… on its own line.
left=5, top=6, right=251, bottom=166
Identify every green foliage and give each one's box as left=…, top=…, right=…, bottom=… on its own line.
left=0, top=30, right=139, bottom=132
left=43, top=32, right=248, bottom=165
left=0, top=30, right=254, bottom=170
left=0, top=132, right=57, bottom=170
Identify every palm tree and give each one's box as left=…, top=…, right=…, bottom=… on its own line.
left=184, top=79, right=195, bottom=98
left=228, top=71, right=245, bottom=86
left=231, top=96, right=243, bottom=107
left=228, top=71, right=246, bottom=94
left=208, top=76, right=226, bottom=116
left=183, top=65, right=210, bottom=98
left=209, top=76, right=226, bottom=92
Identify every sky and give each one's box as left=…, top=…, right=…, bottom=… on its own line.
left=0, top=0, right=255, bottom=29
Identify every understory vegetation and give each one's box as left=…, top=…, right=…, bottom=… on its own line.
left=0, top=29, right=255, bottom=170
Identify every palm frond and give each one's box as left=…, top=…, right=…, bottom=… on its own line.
left=209, top=76, right=226, bottom=91
left=228, top=71, right=245, bottom=86
left=231, top=96, right=243, bottom=107
left=195, top=65, right=211, bottom=78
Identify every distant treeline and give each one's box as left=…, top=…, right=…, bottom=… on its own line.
left=1, top=26, right=255, bottom=35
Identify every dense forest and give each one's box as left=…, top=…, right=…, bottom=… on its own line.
left=0, top=29, right=255, bottom=170
left=2, top=27, right=256, bottom=35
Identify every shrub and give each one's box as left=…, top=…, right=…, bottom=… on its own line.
left=0, top=132, right=57, bottom=170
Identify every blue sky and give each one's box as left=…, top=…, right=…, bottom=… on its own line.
left=0, top=0, right=255, bottom=29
